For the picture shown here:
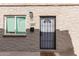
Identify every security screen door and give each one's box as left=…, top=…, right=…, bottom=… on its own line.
left=40, top=16, right=56, bottom=49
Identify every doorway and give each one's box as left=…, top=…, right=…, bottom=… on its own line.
left=40, top=16, right=56, bottom=49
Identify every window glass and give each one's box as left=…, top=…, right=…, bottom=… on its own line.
left=6, top=16, right=15, bottom=33
left=16, top=17, right=26, bottom=34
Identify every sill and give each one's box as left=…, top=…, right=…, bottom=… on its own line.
left=40, top=48, right=56, bottom=49
left=40, top=48, right=56, bottom=51
left=40, top=49, right=56, bottom=52
left=3, top=34, right=26, bottom=37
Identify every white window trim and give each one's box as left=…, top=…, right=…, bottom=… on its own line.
left=4, top=16, right=6, bottom=35
left=4, top=16, right=26, bottom=35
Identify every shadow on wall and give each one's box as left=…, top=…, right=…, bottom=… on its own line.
left=56, top=29, right=77, bottom=56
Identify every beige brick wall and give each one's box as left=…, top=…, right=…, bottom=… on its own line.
left=0, top=5, right=79, bottom=55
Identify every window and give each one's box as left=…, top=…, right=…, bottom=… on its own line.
left=5, top=16, right=26, bottom=35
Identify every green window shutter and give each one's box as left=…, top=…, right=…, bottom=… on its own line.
left=6, top=16, right=15, bottom=33
left=16, top=17, right=26, bottom=33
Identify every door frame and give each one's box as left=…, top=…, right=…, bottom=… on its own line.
left=40, top=16, right=56, bottom=49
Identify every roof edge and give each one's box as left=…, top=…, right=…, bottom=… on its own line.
left=0, top=3, right=79, bottom=6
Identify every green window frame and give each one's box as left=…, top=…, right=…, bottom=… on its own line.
left=5, top=16, right=26, bottom=35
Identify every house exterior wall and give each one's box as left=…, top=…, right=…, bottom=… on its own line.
left=0, top=4, right=79, bottom=55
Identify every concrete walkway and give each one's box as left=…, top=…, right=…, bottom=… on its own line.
left=0, top=51, right=40, bottom=56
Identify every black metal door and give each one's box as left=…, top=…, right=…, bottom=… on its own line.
left=40, top=16, right=56, bottom=49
